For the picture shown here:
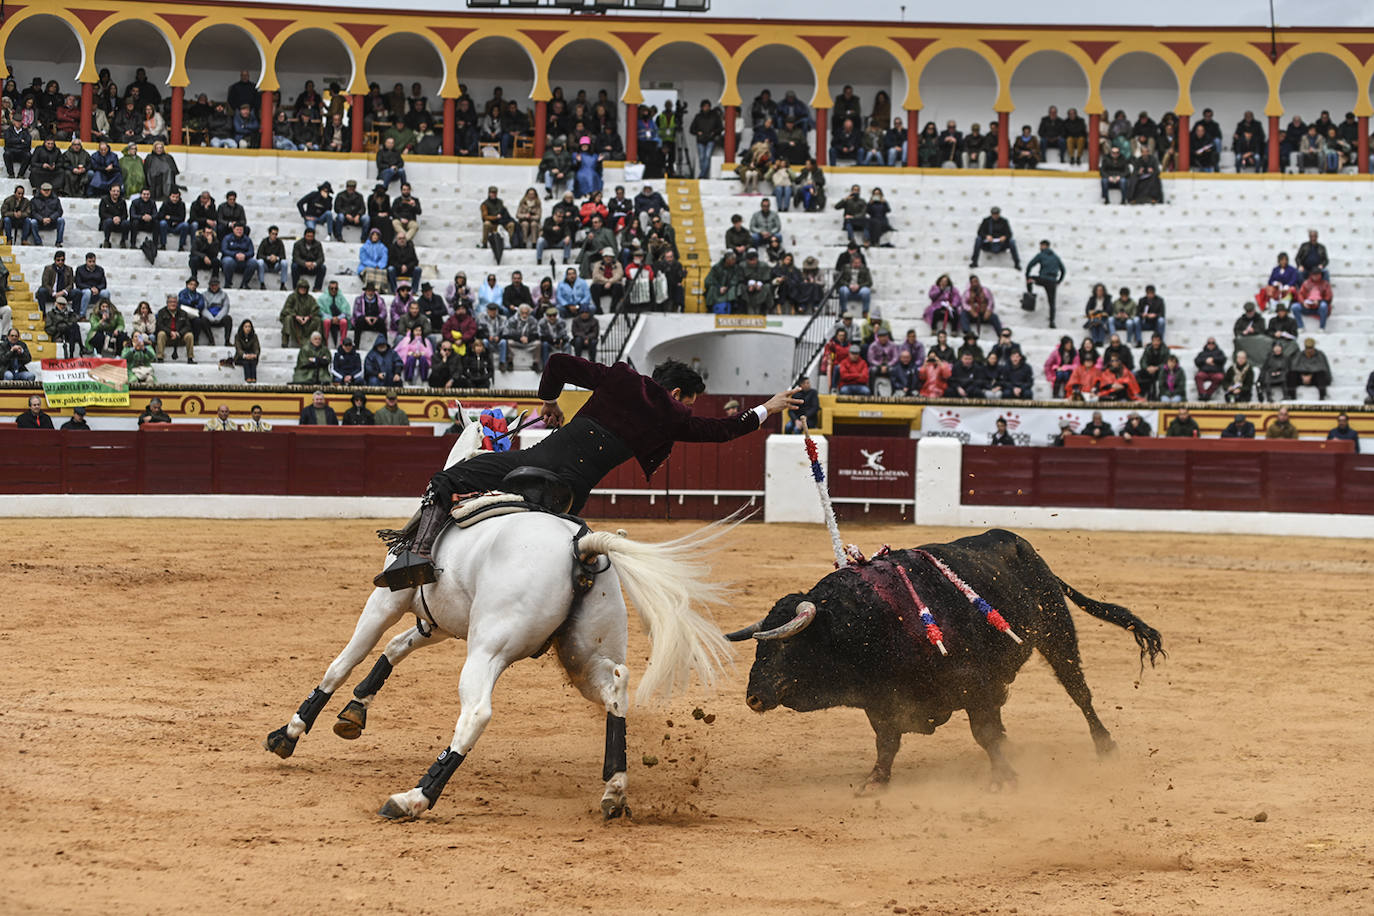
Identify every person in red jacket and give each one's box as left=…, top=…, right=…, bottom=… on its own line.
left=1094, top=354, right=1143, bottom=401
left=385, top=355, right=800, bottom=586
left=834, top=344, right=871, bottom=395
left=918, top=352, right=953, bottom=397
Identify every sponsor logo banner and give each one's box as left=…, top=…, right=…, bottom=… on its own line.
left=919, top=405, right=1152, bottom=446
left=40, top=358, right=130, bottom=407
left=829, top=436, right=916, bottom=498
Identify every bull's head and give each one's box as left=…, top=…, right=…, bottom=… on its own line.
left=727, top=594, right=846, bottom=714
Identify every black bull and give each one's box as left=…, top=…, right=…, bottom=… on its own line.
left=727, top=529, right=1165, bottom=786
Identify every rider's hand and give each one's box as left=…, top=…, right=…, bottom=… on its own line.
left=762, top=388, right=803, bottom=416
left=540, top=399, right=565, bottom=429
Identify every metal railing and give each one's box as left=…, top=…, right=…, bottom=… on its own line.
left=599, top=305, right=642, bottom=363
left=789, top=274, right=846, bottom=386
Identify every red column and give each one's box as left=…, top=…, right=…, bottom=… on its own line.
left=1087, top=112, right=1100, bottom=170
left=1176, top=114, right=1190, bottom=171
left=259, top=90, right=274, bottom=150
left=813, top=108, right=826, bottom=165
left=906, top=111, right=918, bottom=167
left=442, top=98, right=456, bottom=155
left=79, top=82, right=93, bottom=143
left=1359, top=116, right=1369, bottom=175
left=996, top=111, right=1009, bottom=168
left=625, top=102, right=638, bottom=163
left=723, top=105, right=737, bottom=164
left=1268, top=115, right=1280, bottom=172
left=169, top=86, right=184, bottom=147
left=351, top=93, right=364, bottom=154
left=533, top=99, right=547, bottom=158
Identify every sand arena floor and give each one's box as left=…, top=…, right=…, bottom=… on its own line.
left=2, top=519, right=1372, bottom=915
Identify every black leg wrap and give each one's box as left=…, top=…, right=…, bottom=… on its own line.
left=353, top=655, right=394, bottom=699
left=296, top=687, right=332, bottom=733
left=417, top=748, right=465, bottom=809
left=603, top=713, right=628, bottom=782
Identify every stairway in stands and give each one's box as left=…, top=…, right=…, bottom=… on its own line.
left=665, top=178, right=710, bottom=312
left=2, top=243, right=51, bottom=359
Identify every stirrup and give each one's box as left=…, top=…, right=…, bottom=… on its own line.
left=374, top=550, right=438, bottom=591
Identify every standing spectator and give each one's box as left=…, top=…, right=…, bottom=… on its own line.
left=689, top=100, right=723, bottom=179
left=155, top=294, right=195, bottom=363
left=1025, top=239, right=1066, bottom=327
left=969, top=206, right=1020, bottom=270
left=1165, top=407, right=1200, bottom=438
left=234, top=319, right=260, bottom=383
left=1286, top=337, right=1331, bottom=400
left=1327, top=413, right=1359, bottom=447
left=1222, top=351, right=1255, bottom=403
left=298, top=390, right=338, bottom=425
left=1266, top=405, right=1298, bottom=439
left=1293, top=272, right=1332, bottom=331
left=1193, top=337, right=1227, bottom=401
left=219, top=223, right=259, bottom=289
left=16, top=394, right=54, bottom=428
left=194, top=276, right=233, bottom=346
left=1295, top=230, right=1329, bottom=281
left=1221, top=413, right=1256, bottom=439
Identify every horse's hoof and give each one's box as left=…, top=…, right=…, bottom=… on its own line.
left=377, top=796, right=419, bottom=820
left=263, top=726, right=297, bottom=759
left=600, top=797, right=629, bottom=820
left=333, top=700, right=367, bottom=740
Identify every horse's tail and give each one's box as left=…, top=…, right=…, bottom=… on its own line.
left=576, top=508, right=749, bottom=704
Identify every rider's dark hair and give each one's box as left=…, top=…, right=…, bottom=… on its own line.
left=651, top=359, right=705, bottom=397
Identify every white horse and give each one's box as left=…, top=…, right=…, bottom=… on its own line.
left=263, top=477, right=737, bottom=820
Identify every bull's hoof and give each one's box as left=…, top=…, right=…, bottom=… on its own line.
left=857, top=768, right=891, bottom=795
left=988, top=768, right=1019, bottom=793
left=332, top=700, right=367, bottom=740
left=263, top=726, right=297, bottom=759
left=1094, top=735, right=1119, bottom=758
left=377, top=795, right=420, bottom=820
left=600, top=798, right=630, bottom=820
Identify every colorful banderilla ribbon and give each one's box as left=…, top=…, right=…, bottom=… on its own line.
left=894, top=563, right=947, bottom=656
left=800, top=419, right=847, bottom=568
left=915, top=549, right=1024, bottom=644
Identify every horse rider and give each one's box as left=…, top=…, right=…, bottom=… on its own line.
left=383, top=354, right=800, bottom=586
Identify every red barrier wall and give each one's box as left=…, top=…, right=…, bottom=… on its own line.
left=962, top=444, right=1374, bottom=515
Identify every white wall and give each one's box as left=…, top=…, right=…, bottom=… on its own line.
left=1100, top=52, right=1180, bottom=119
left=917, top=49, right=999, bottom=133
left=1009, top=52, right=1089, bottom=125
left=1279, top=54, right=1358, bottom=120
left=626, top=314, right=811, bottom=395
left=1189, top=54, right=1270, bottom=145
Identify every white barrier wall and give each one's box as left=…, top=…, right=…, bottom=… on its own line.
left=764, top=433, right=825, bottom=524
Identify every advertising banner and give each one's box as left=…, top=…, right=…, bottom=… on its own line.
left=918, top=405, right=1153, bottom=447
left=40, top=358, right=130, bottom=407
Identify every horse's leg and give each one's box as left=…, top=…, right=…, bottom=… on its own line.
left=333, top=625, right=452, bottom=740
left=556, top=577, right=632, bottom=819
left=377, top=644, right=515, bottom=819
left=264, top=588, right=407, bottom=759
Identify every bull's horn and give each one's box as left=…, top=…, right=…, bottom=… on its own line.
left=753, top=601, right=817, bottom=641
left=724, top=620, right=763, bottom=642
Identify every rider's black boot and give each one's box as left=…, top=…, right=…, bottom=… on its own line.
left=373, top=499, right=447, bottom=590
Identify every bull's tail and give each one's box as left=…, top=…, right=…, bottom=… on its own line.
left=1058, top=578, right=1166, bottom=668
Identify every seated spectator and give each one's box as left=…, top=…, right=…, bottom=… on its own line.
left=1065, top=346, right=1100, bottom=401
left=750, top=198, right=780, bottom=247
left=925, top=274, right=962, bottom=333
left=834, top=184, right=868, bottom=245
left=1107, top=287, right=1140, bottom=346
left=1221, top=413, right=1256, bottom=439
left=1102, top=334, right=1134, bottom=373
left=391, top=183, right=421, bottom=243
left=1127, top=142, right=1164, bottom=204
left=1189, top=123, right=1218, bottom=172
left=969, top=206, right=1020, bottom=270
left=1257, top=341, right=1290, bottom=402
left=220, top=223, right=259, bottom=289
left=298, top=390, right=338, bottom=425
left=29, top=138, right=62, bottom=191
left=216, top=191, right=247, bottom=235
left=3, top=328, right=35, bottom=380
left=589, top=250, right=625, bottom=313
left=793, top=158, right=825, bottom=212
left=1119, top=411, right=1152, bottom=440
left=127, top=186, right=159, bottom=250
left=919, top=351, right=953, bottom=396
left=327, top=335, right=360, bottom=386
left=2, top=185, right=36, bottom=246
left=188, top=226, right=221, bottom=284
left=388, top=234, right=421, bottom=294
left=961, top=122, right=989, bottom=168
left=232, top=319, right=260, bottom=383
left=1037, top=106, right=1066, bottom=164
left=1132, top=333, right=1168, bottom=398
left=155, top=294, right=195, bottom=363
left=835, top=345, right=871, bottom=395
left=373, top=391, right=409, bottom=425
left=16, top=394, right=54, bottom=428
left=231, top=104, right=258, bottom=148
left=4, top=119, right=32, bottom=179
left=1095, top=354, right=1142, bottom=401
left=98, top=184, right=129, bottom=249
left=1286, top=337, right=1331, bottom=400
left=1099, top=146, right=1129, bottom=204
left=1149, top=353, right=1185, bottom=402
left=1234, top=301, right=1267, bottom=339
left=502, top=270, right=534, bottom=316
left=1266, top=405, right=1298, bottom=439
left=1327, top=413, right=1359, bottom=446
left=59, top=405, right=91, bottom=430
left=333, top=179, right=368, bottom=241
left=364, top=336, right=403, bottom=387
left=194, top=276, right=233, bottom=347
left=1082, top=411, right=1114, bottom=438
left=44, top=295, right=82, bottom=358
left=1293, top=273, right=1332, bottom=331
left=396, top=326, right=433, bottom=383
left=781, top=377, right=820, bottom=432
left=1267, top=302, right=1299, bottom=343
left=85, top=300, right=127, bottom=356
left=1011, top=125, right=1040, bottom=169
left=60, top=138, right=91, bottom=198
left=1165, top=406, right=1200, bottom=438
left=890, top=349, right=920, bottom=397
left=70, top=251, right=109, bottom=319
left=1295, top=230, right=1328, bottom=281
left=866, top=327, right=900, bottom=391
left=1083, top=283, right=1112, bottom=346
left=393, top=296, right=431, bottom=345
left=1193, top=338, right=1227, bottom=401
left=946, top=352, right=989, bottom=399
left=998, top=350, right=1034, bottom=400
left=297, top=181, right=340, bottom=242
left=480, top=185, right=516, bottom=252
left=1235, top=126, right=1264, bottom=172
left=956, top=330, right=984, bottom=365
left=342, top=392, right=374, bottom=424
left=280, top=278, right=322, bottom=348
left=201, top=404, right=237, bottom=432
left=537, top=306, right=569, bottom=369
left=555, top=266, right=593, bottom=317
left=1044, top=335, right=1077, bottom=398
left=569, top=304, right=599, bottom=361
left=291, top=227, right=326, bottom=292
left=1221, top=351, right=1255, bottom=403
left=499, top=302, right=540, bottom=372
left=1366, top=369, right=1374, bottom=406
left=830, top=118, right=861, bottom=165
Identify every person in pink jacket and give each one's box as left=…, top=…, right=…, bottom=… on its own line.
left=396, top=324, right=433, bottom=383
left=924, top=273, right=963, bottom=332
left=1043, top=334, right=1077, bottom=398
